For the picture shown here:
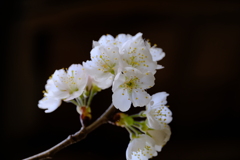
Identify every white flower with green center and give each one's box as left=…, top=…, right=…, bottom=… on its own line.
left=126, top=134, right=157, bottom=160
left=147, top=125, right=171, bottom=152
left=83, top=44, right=120, bottom=89
left=145, top=92, right=172, bottom=129
left=119, top=33, right=158, bottom=74
left=51, top=64, right=88, bottom=101
left=38, top=78, right=62, bottom=113
left=112, top=67, right=155, bottom=112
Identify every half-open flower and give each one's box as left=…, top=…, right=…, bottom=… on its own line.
left=145, top=92, right=172, bottom=129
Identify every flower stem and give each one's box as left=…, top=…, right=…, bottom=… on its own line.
left=23, top=103, right=116, bottom=160
left=70, top=100, right=79, bottom=106
left=128, top=126, right=142, bottom=135
left=87, top=87, right=94, bottom=107
left=76, top=97, right=84, bottom=106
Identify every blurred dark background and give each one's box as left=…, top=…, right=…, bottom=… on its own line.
left=2, top=0, right=240, bottom=160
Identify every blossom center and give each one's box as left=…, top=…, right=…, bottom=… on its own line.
left=120, top=76, right=139, bottom=92
left=99, top=55, right=116, bottom=74
left=123, top=47, right=149, bottom=68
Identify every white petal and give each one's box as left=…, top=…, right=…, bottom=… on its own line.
left=132, top=32, right=143, bottom=40
left=52, top=69, right=68, bottom=90
left=150, top=92, right=169, bottom=106
left=92, top=40, right=99, bottom=47
left=112, top=72, right=125, bottom=91
left=38, top=96, right=61, bottom=113
left=112, top=88, right=131, bottom=112
left=63, top=90, right=83, bottom=101
left=44, top=79, right=59, bottom=97
left=115, top=33, right=132, bottom=44
left=90, top=46, right=102, bottom=60
left=139, top=72, right=155, bottom=89
left=150, top=47, right=165, bottom=61
left=148, top=125, right=171, bottom=151
left=98, top=34, right=114, bottom=45
left=94, top=74, right=114, bottom=89
left=146, top=114, right=163, bottom=130
left=51, top=90, right=69, bottom=99
left=131, top=89, right=151, bottom=107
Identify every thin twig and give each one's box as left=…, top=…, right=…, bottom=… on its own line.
left=23, top=103, right=116, bottom=160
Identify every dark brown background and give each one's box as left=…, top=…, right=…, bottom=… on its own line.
left=2, top=0, right=240, bottom=160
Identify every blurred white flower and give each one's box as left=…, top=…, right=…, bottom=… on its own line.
left=112, top=67, right=155, bottom=111
left=147, top=125, right=171, bottom=152
left=145, top=92, right=172, bottom=129
left=126, top=134, right=157, bottom=160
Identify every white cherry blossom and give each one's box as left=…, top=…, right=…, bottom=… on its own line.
left=83, top=43, right=120, bottom=89
left=145, top=92, right=172, bottom=129
left=112, top=67, right=155, bottom=111
left=83, top=60, right=115, bottom=89
left=126, top=134, right=157, bottom=160
left=38, top=64, right=88, bottom=112
left=119, top=33, right=158, bottom=74
left=51, top=64, right=88, bottom=101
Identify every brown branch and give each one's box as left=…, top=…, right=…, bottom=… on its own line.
left=23, top=103, right=116, bottom=160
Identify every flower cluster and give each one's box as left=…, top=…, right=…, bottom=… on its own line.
left=39, top=32, right=165, bottom=113
left=115, top=92, right=172, bottom=160
left=38, top=32, right=171, bottom=160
